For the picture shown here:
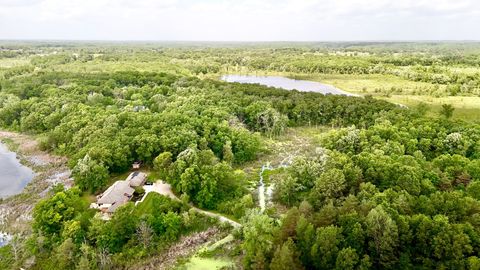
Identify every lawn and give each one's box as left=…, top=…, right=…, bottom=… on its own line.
left=176, top=256, right=233, bottom=270
left=135, top=192, right=164, bottom=214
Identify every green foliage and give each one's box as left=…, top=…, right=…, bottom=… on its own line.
left=222, top=140, right=234, bottom=164
left=135, top=192, right=185, bottom=215
left=441, top=104, right=455, bottom=119
left=365, top=206, right=399, bottom=268
left=266, top=100, right=480, bottom=269
left=335, top=247, right=359, bottom=270
left=27, top=184, right=213, bottom=269
left=157, top=146, right=246, bottom=209
left=269, top=238, right=302, bottom=270
left=311, top=168, right=346, bottom=206
left=72, top=154, right=109, bottom=193
left=32, top=187, right=86, bottom=238
left=241, top=210, right=277, bottom=269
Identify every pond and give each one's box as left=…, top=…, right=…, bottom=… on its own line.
left=0, top=232, right=12, bottom=247
left=0, top=143, right=35, bottom=199
left=221, top=74, right=357, bottom=96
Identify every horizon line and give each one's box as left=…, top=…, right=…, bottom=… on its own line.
left=1, top=39, right=480, bottom=43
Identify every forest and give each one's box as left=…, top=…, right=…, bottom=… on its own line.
left=1, top=41, right=480, bottom=269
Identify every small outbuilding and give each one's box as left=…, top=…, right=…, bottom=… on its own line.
left=126, top=172, right=147, bottom=187
left=132, top=161, right=141, bottom=169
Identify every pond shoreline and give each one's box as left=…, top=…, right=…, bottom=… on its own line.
left=0, top=131, right=73, bottom=234
left=0, top=143, right=35, bottom=199
left=221, top=74, right=359, bottom=96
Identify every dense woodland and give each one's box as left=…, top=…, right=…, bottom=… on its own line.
left=1, top=42, right=480, bottom=269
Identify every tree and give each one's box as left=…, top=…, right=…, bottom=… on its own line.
left=366, top=206, right=399, bottom=268
left=232, top=194, right=254, bottom=219
left=97, top=203, right=138, bottom=252
left=440, top=104, right=454, bottom=119
left=9, top=234, right=22, bottom=262
left=467, top=181, right=480, bottom=200
left=335, top=247, right=359, bottom=270
left=358, top=255, right=373, bottom=270
left=77, top=243, right=97, bottom=270
left=72, top=154, right=109, bottom=192
left=344, top=221, right=365, bottom=255
left=61, top=220, right=84, bottom=244
left=222, top=140, right=234, bottom=164
left=162, top=212, right=182, bottom=241
left=468, top=256, right=480, bottom=270
left=242, top=210, right=277, bottom=269
left=431, top=216, right=473, bottom=266
left=33, top=188, right=84, bottom=236
left=311, top=225, right=343, bottom=269
left=270, top=238, right=303, bottom=270
left=275, top=176, right=302, bottom=206
left=296, top=216, right=315, bottom=268
left=153, top=151, right=173, bottom=177
left=289, top=155, right=327, bottom=189
left=415, top=102, right=429, bottom=117
left=169, top=147, right=239, bottom=209
left=136, top=220, right=154, bottom=249
left=231, top=127, right=261, bottom=163
left=278, top=208, right=300, bottom=242
left=244, top=102, right=288, bottom=137
left=55, top=238, right=76, bottom=269
left=98, top=247, right=112, bottom=270
left=311, top=168, right=346, bottom=206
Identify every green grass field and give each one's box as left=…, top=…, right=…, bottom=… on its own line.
left=297, top=73, right=441, bottom=95
left=284, top=73, right=480, bottom=123
left=383, top=95, right=480, bottom=122
left=177, top=256, right=233, bottom=270
left=135, top=192, right=164, bottom=214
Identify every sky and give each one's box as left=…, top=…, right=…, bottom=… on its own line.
left=0, top=0, right=479, bottom=41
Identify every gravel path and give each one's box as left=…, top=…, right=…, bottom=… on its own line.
left=146, top=180, right=241, bottom=228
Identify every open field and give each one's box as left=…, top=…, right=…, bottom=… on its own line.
left=285, top=73, right=480, bottom=122
left=0, top=58, right=30, bottom=68
left=292, top=73, right=442, bottom=95
left=383, top=95, right=480, bottom=122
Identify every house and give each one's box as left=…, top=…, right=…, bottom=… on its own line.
left=126, top=171, right=147, bottom=187
left=97, top=180, right=135, bottom=213
left=93, top=171, right=149, bottom=214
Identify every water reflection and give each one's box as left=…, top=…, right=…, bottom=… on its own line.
left=222, top=74, right=357, bottom=96
left=0, top=143, right=34, bottom=199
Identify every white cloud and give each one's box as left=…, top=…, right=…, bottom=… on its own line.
left=0, top=0, right=479, bottom=40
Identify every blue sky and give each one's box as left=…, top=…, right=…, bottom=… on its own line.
left=0, top=0, right=479, bottom=41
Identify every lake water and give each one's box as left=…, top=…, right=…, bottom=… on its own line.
left=0, top=143, right=34, bottom=199
left=221, top=75, right=357, bottom=96
left=0, top=232, right=12, bottom=247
